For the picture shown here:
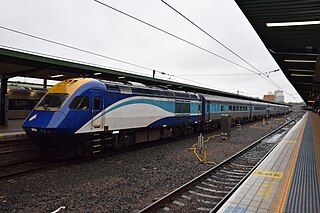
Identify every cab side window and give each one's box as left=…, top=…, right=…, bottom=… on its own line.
left=94, top=97, right=101, bottom=111
left=69, top=96, right=89, bottom=110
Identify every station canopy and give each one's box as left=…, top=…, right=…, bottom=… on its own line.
left=235, top=0, right=320, bottom=105
left=0, top=47, right=272, bottom=103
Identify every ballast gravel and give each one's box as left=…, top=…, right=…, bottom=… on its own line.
left=0, top=115, right=296, bottom=212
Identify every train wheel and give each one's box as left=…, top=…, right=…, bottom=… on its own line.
left=76, top=143, right=90, bottom=156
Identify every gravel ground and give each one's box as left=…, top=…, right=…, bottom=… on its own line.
left=0, top=114, right=299, bottom=213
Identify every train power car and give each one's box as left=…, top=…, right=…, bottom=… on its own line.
left=22, top=78, right=289, bottom=156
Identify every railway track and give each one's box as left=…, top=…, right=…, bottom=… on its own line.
left=0, top=158, right=54, bottom=179
left=139, top=115, right=301, bottom=213
left=0, top=135, right=189, bottom=180
left=0, top=138, right=61, bottom=179
left=0, top=114, right=298, bottom=181
left=0, top=138, right=41, bottom=167
left=0, top=137, right=34, bottom=151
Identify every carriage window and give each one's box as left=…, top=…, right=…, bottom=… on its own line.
left=229, top=105, right=232, bottom=111
left=107, top=85, right=120, bottom=93
left=221, top=105, right=225, bottom=111
left=69, top=96, right=89, bottom=110
left=94, top=97, right=101, bottom=110
left=175, top=102, right=190, bottom=113
left=9, top=99, right=37, bottom=110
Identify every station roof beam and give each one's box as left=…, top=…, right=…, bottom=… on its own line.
left=235, top=0, right=320, bottom=104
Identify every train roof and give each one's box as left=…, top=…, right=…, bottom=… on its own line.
left=200, top=93, right=250, bottom=104
left=103, top=81, right=200, bottom=100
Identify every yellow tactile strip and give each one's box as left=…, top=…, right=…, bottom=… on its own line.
left=274, top=115, right=307, bottom=212
left=217, top=114, right=308, bottom=213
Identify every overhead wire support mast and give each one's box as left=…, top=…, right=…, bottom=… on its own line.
left=160, top=0, right=289, bottom=93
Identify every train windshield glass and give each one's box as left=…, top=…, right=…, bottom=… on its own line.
left=35, top=93, right=69, bottom=111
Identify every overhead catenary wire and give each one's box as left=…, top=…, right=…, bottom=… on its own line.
left=177, top=73, right=256, bottom=77
left=92, top=0, right=261, bottom=76
left=0, top=25, right=151, bottom=72
left=0, top=44, right=150, bottom=77
left=160, top=0, right=293, bottom=96
left=0, top=8, right=293, bottom=98
left=160, top=0, right=264, bottom=76
left=93, top=0, right=293, bottom=97
left=0, top=27, right=228, bottom=92
left=154, top=70, right=228, bottom=91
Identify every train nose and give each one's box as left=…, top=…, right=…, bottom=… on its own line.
left=22, top=110, right=71, bottom=138
left=22, top=110, right=74, bottom=149
left=23, top=110, right=69, bottom=129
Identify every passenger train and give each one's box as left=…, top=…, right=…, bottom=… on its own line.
left=22, top=78, right=289, bottom=156
left=4, top=85, right=47, bottom=119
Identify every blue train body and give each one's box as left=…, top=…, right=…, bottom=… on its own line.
left=22, top=78, right=289, bottom=156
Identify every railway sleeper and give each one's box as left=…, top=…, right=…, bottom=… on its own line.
left=186, top=190, right=223, bottom=211
left=195, top=198, right=218, bottom=206
left=219, top=168, right=248, bottom=176
left=195, top=185, right=229, bottom=196
left=211, top=173, right=244, bottom=181
left=165, top=193, right=221, bottom=211
left=236, top=158, right=259, bottom=165
left=191, top=188, right=225, bottom=201
left=201, top=181, right=233, bottom=191
left=223, top=166, right=251, bottom=173
left=206, top=177, right=238, bottom=186
left=170, top=196, right=219, bottom=211
left=230, top=162, right=254, bottom=169
left=233, top=161, right=256, bottom=168
left=223, top=174, right=246, bottom=180
left=241, top=154, right=261, bottom=159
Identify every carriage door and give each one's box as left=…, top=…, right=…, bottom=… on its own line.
left=91, top=89, right=104, bottom=130
left=206, top=102, right=211, bottom=120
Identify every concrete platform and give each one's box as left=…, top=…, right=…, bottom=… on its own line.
left=217, top=112, right=320, bottom=212
left=0, top=119, right=26, bottom=140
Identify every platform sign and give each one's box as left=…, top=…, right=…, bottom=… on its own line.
left=253, top=170, right=284, bottom=179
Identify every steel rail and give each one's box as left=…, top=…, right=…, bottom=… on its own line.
left=139, top=113, right=302, bottom=213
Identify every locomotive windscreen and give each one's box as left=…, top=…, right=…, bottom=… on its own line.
left=35, top=93, right=68, bottom=111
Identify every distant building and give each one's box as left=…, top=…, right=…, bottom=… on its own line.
left=264, top=94, right=275, bottom=102
left=274, top=90, right=284, bottom=103
left=263, top=90, right=285, bottom=103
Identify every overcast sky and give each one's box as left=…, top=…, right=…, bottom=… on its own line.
left=0, top=0, right=303, bottom=102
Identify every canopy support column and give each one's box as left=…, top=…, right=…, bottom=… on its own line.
left=0, top=75, right=8, bottom=126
